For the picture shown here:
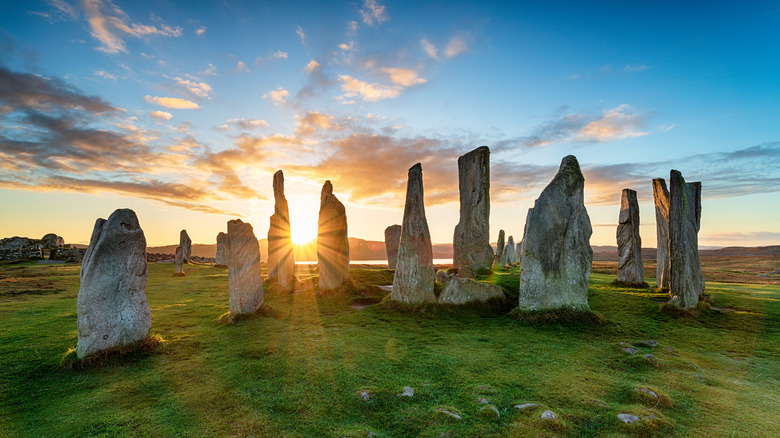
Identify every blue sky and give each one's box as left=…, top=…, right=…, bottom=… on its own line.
left=0, top=0, right=778, bottom=247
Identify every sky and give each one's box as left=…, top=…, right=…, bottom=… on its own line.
left=0, top=0, right=779, bottom=248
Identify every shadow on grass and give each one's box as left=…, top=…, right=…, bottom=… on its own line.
left=60, top=334, right=165, bottom=370
left=217, top=303, right=281, bottom=324
left=508, top=307, right=605, bottom=325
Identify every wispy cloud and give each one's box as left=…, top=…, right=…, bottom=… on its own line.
left=149, top=110, right=172, bottom=120
left=338, top=75, right=400, bottom=102
left=382, top=68, right=427, bottom=87
left=295, top=112, right=342, bottom=136
left=421, top=36, right=469, bottom=61
left=144, top=95, right=200, bottom=109
left=263, top=87, right=289, bottom=105
left=296, top=25, right=306, bottom=45
left=360, top=0, right=388, bottom=26
left=304, top=60, right=320, bottom=74
left=82, top=0, right=182, bottom=54
left=195, top=26, right=206, bottom=36
left=232, top=60, right=250, bottom=73
left=167, top=76, right=212, bottom=99
left=625, top=64, right=649, bottom=72
left=220, top=118, right=269, bottom=131
left=255, top=50, right=288, bottom=65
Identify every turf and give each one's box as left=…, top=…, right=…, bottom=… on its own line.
left=0, top=261, right=778, bottom=437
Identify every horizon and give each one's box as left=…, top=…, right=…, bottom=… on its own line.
left=1, top=1, right=779, bottom=248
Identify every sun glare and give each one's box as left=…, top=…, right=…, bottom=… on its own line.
left=288, top=198, right=319, bottom=245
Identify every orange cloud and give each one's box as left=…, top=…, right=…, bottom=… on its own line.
left=144, top=95, right=200, bottom=109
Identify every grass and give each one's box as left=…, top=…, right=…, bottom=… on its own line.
left=0, top=260, right=778, bottom=437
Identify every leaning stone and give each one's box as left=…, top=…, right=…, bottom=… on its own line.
left=515, top=403, right=540, bottom=410
left=173, top=245, right=186, bottom=277
left=667, top=170, right=705, bottom=310
left=541, top=410, right=557, bottom=420
left=384, top=224, right=402, bottom=270
left=226, top=219, right=264, bottom=316
left=317, top=181, right=350, bottom=291
left=214, top=232, right=228, bottom=267
left=616, top=188, right=644, bottom=284
left=180, top=229, right=192, bottom=263
left=439, top=277, right=505, bottom=305
left=76, top=208, right=151, bottom=358
left=453, top=146, right=493, bottom=277
left=392, top=164, right=436, bottom=304
left=652, top=179, right=670, bottom=289
left=617, top=413, right=640, bottom=424
left=267, top=170, right=295, bottom=290
left=518, top=155, right=592, bottom=311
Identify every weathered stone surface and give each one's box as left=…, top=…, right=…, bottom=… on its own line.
left=668, top=170, right=705, bottom=310
left=516, top=241, right=522, bottom=264
left=392, top=163, right=436, bottom=304
left=317, top=181, right=349, bottom=291
left=267, top=170, right=295, bottom=289
left=436, top=270, right=451, bottom=284
left=453, top=146, right=493, bottom=278
left=541, top=410, right=558, bottom=420
left=179, top=230, right=192, bottom=263
left=618, top=413, right=640, bottom=424
left=652, top=179, right=670, bottom=289
left=76, top=208, right=151, bottom=358
left=0, top=236, right=43, bottom=261
left=69, top=245, right=83, bottom=263
left=499, top=235, right=516, bottom=267
left=226, top=219, right=264, bottom=315
left=616, top=188, right=644, bottom=284
left=439, top=277, right=505, bottom=305
left=515, top=403, right=539, bottom=410
left=384, top=224, right=402, bottom=270
left=518, top=208, right=533, bottom=267
left=41, top=233, right=64, bottom=248
left=494, top=229, right=505, bottom=268
left=173, top=245, right=185, bottom=276
left=214, top=232, right=227, bottom=267
left=518, top=155, right=592, bottom=311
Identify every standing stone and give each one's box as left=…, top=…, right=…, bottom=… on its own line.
left=180, top=230, right=192, bottom=263
left=668, top=170, right=705, bottom=310
left=515, top=241, right=522, bottom=265
left=500, top=235, right=516, bottom=267
left=616, top=188, right=644, bottom=285
left=494, top=230, right=505, bottom=269
left=652, top=179, right=670, bottom=289
left=518, top=156, right=592, bottom=312
left=392, top=164, right=436, bottom=303
left=267, top=170, right=295, bottom=289
left=214, top=232, right=228, bottom=267
left=317, top=181, right=349, bottom=291
left=69, top=245, right=83, bottom=263
left=384, top=224, right=402, bottom=270
left=226, top=219, right=264, bottom=315
left=76, top=209, right=151, bottom=358
left=453, top=146, right=494, bottom=277
left=173, top=245, right=185, bottom=277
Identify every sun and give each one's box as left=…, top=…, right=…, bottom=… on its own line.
left=288, top=197, right=319, bottom=245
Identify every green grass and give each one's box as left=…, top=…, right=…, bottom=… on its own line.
left=0, top=262, right=778, bottom=437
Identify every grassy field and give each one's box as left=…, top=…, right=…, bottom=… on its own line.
left=0, top=260, right=778, bottom=437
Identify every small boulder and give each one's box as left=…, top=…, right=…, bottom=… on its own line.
left=618, top=413, right=640, bottom=424
left=398, top=386, right=414, bottom=397
left=541, top=410, right=557, bottom=420
left=438, top=277, right=505, bottom=305
left=515, top=403, right=539, bottom=411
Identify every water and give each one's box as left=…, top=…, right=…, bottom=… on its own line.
left=294, top=259, right=453, bottom=266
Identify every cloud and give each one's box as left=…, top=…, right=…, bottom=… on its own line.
left=421, top=36, right=468, bottom=61
left=0, top=66, right=115, bottom=113
left=195, top=26, right=206, bottom=36
left=233, top=60, right=250, bottom=73
left=222, top=118, right=269, bottom=130
left=94, top=70, right=117, bottom=80
left=339, top=41, right=355, bottom=51
left=338, top=75, right=400, bottom=102
left=304, top=60, right=320, bottom=73
left=579, top=104, right=649, bottom=141
left=273, top=50, right=288, bottom=59
left=149, top=110, right=172, bottom=120
left=48, top=0, right=78, bottom=20
left=255, top=51, right=289, bottom=65
left=382, top=68, right=427, bottom=87
left=263, top=87, right=289, bottom=105
left=169, top=76, right=212, bottom=99
left=700, top=231, right=780, bottom=243
left=82, top=0, right=182, bottom=54
left=360, top=0, right=388, bottom=26
left=200, top=63, right=217, bottom=76
left=295, top=112, right=342, bottom=136
left=420, top=39, right=438, bottom=59
left=144, top=95, right=200, bottom=109
left=296, top=25, right=305, bottom=44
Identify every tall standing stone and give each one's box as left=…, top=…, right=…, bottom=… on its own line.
left=452, top=146, right=493, bottom=277
left=667, top=170, right=705, bottom=310
left=317, top=181, right=349, bottom=291
left=76, top=208, right=151, bottom=358
left=515, top=241, right=522, bottom=264
left=267, top=170, right=295, bottom=289
left=500, top=235, right=516, bottom=267
left=384, top=224, right=402, bottom=270
left=652, top=179, right=670, bottom=289
left=180, top=230, right=192, bottom=263
left=392, top=163, right=436, bottom=304
left=518, top=155, right=592, bottom=311
left=226, top=219, right=264, bottom=315
left=214, top=232, right=227, bottom=267
left=616, top=189, right=644, bottom=285
left=173, top=246, right=186, bottom=277
left=494, top=230, right=505, bottom=268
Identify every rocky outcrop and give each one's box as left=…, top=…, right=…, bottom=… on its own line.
left=180, top=230, right=192, bottom=263
left=0, top=237, right=43, bottom=261
left=384, top=224, right=402, bottom=270
left=452, top=146, right=493, bottom=277
left=652, top=179, right=670, bottom=289
left=518, top=155, right=592, bottom=312
left=317, top=181, right=349, bottom=291
left=667, top=170, right=705, bottom=310
left=226, top=219, right=264, bottom=315
left=616, top=188, right=644, bottom=284
left=76, top=209, right=151, bottom=358
left=267, top=170, right=295, bottom=289
left=392, top=163, right=436, bottom=304
left=214, top=232, right=227, bottom=267
left=439, top=277, right=505, bottom=305
left=173, top=245, right=185, bottom=277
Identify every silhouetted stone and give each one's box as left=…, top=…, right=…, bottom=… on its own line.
left=317, top=181, right=349, bottom=291
left=384, top=224, right=402, bottom=270
left=667, top=170, right=705, bottom=310
left=214, top=232, right=227, bottom=267
left=652, top=178, right=670, bottom=289
left=180, top=230, right=192, bottom=263
left=494, top=229, right=505, bottom=269
left=267, top=170, right=294, bottom=289
left=173, top=245, right=185, bottom=277
left=518, top=155, right=592, bottom=311
left=616, top=188, right=644, bottom=285
left=41, top=233, right=64, bottom=248
left=392, top=163, right=436, bottom=304
left=500, top=235, right=516, bottom=267
left=439, top=277, right=505, bottom=305
left=226, top=219, right=264, bottom=315
left=453, top=146, right=493, bottom=278
left=76, top=209, right=151, bottom=358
